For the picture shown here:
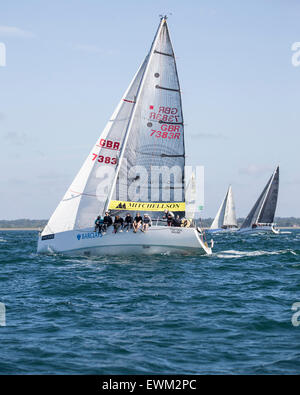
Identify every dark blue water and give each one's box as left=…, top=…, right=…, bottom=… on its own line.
left=0, top=230, right=300, bottom=374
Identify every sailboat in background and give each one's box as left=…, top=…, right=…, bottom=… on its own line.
left=239, top=166, right=280, bottom=234
left=209, top=185, right=238, bottom=233
left=37, top=17, right=212, bottom=256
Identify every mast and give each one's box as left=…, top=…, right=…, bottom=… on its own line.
left=104, top=17, right=167, bottom=214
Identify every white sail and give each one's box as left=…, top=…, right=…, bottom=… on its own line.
left=42, top=57, right=148, bottom=236
left=223, top=186, right=237, bottom=227
left=210, top=194, right=227, bottom=229
left=108, top=18, right=185, bottom=216
left=210, top=185, right=237, bottom=229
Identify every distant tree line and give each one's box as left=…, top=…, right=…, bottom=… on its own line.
left=0, top=217, right=300, bottom=229
left=196, top=217, right=300, bottom=228
left=0, top=219, right=47, bottom=228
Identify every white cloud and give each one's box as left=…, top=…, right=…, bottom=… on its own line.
left=0, top=25, right=34, bottom=38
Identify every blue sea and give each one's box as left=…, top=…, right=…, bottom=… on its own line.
left=0, top=229, right=300, bottom=374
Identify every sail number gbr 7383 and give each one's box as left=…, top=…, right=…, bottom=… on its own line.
left=92, top=138, right=120, bottom=165
left=150, top=124, right=181, bottom=140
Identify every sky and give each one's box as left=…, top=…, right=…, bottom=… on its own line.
left=0, top=0, right=300, bottom=219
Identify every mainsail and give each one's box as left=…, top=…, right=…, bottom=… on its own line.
left=42, top=17, right=185, bottom=236
left=108, top=17, right=185, bottom=216
left=210, top=185, right=237, bottom=229
left=240, top=166, right=279, bottom=229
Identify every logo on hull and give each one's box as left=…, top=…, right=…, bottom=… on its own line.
left=76, top=232, right=102, bottom=241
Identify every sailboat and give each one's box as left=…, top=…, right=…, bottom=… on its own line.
left=209, top=185, right=238, bottom=233
left=37, top=17, right=212, bottom=256
left=239, top=166, right=280, bottom=234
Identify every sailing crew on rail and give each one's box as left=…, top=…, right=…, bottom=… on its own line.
left=113, top=215, right=123, bottom=234
left=133, top=212, right=143, bottom=233
left=94, top=216, right=102, bottom=233
left=172, top=215, right=182, bottom=227
left=102, top=212, right=113, bottom=234
left=142, top=214, right=152, bottom=232
left=123, top=213, right=133, bottom=232
left=163, top=209, right=175, bottom=226
left=181, top=217, right=191, bottom=228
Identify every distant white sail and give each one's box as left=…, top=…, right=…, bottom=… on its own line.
left=240, top=166, right=279, bottom=229
left=210, top=185, right=237, bottom=229
left=223, top=186, right=237, bottom=227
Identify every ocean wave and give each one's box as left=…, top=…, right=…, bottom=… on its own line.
left=216, top=249, right=296, bottom=259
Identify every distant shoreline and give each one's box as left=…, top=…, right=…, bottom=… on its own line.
left=0, top=228, right=41, bottom=231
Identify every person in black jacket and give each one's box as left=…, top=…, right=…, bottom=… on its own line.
left=163, top=209, right=174, bottom=226
left=172, top=215, right=181, bottom=227
left=94, top=215, right=102, bottom=233
left=113, top=215, right=123, bottom=233
left=123, top=213, right=133, bottom=232
left=133, top=212, right=143, bottom=233
left=102, top=212, right=112, bottom=233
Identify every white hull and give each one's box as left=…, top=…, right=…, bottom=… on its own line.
left=238, top=224, right=280, bottom=234
left=37, top=226, right=212, bottom=256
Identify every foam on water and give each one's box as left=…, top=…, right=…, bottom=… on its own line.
left=216, top=249, right=296, bottom=259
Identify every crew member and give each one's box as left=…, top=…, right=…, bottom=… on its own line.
left=163, top=209, right=174, bottom=226
left=123, top=213, right=133, bottom=232
left=113, top=215, right=123, bottom=233
left=94, top=215, right=102, bottom=233
left=133, top=212, right=143, bottom=233
left=102, top=211, right=113, bottom=233
left=142, top=214, right=152, bottom=232
left=172, top=215, right=181, bottom=227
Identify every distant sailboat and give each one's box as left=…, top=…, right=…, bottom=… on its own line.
left=239, top=166, right=280, bottom=234
left=209, top=185, right=238, bottom=233
left=37, top=17, right=212, bottom=256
